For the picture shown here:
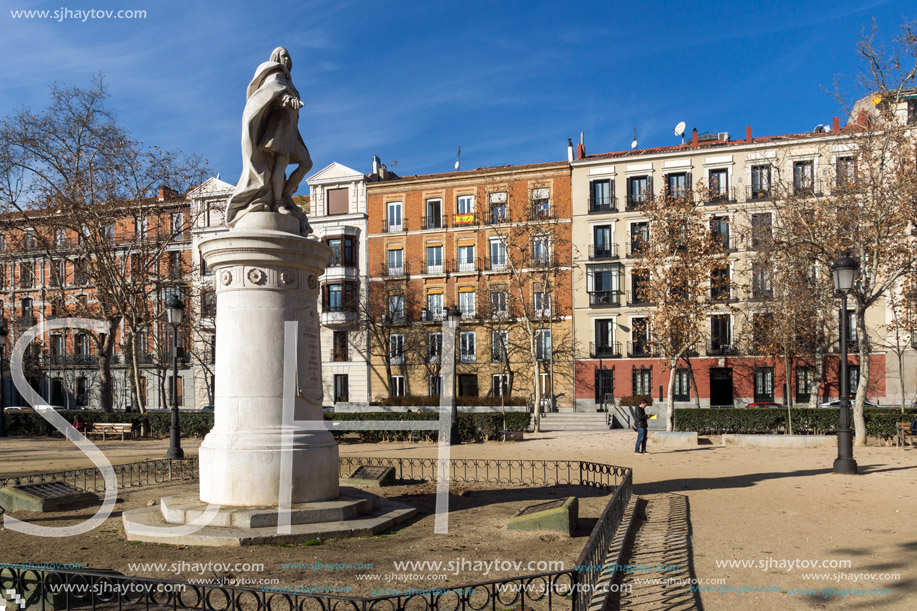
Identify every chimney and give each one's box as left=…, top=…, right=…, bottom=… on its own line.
left=833, top=116, right=840, bottom=132
left=691, top=128, right=699, bottom=147
left=746, top=125, right=752, bottom=143
left=857, top=109, right=868, bottom=127
left=567, top=139, right=574, bottom=163
left=372, top=155, right=380, bottom=176
left=576, top=131, right=586, bottom=160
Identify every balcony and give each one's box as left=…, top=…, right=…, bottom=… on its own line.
left=531, top=256, right=551, bottom=269
left=424, top=259, right=448, bottom=275
left=746, top=185, right=773, bottom=201
left=459, top=352, right=476, bottom=364
left=590, top=341, right=622, bottom=358
left=589, top=244, right=619, bottom=260
left=792, top=179, right=823, bottom=197
left=627, top=341, right=652, bottom=357
left=422, top=216, right=445, bottom=230
left=589, top=291, right=622, bottom=307
left=486, top=259, right=508, bottom=272
left=626, top=241, right=647, bottom=258
left=453, top=213, right=477, bottom=228
left=15, top=315, right=37, bottom=330
left=710, top=233, right=735, bottom=252
left=707, top=287, right=735, bottom=302
left=421, top=308, right=446, bottom=322
left=382, top=218, right=404, bottom=233
left=628, top=291, right=652, bottom=307
left=702, top=187, right=736, bottom=205
left=48, top=354, right=99, bottom=367
left=625, top=194, right=652, bottom=211
left=706, top=342, right=737, bottom=356
left=453, top=258, right=479, bottom=273
left=589, top=195, right=617, bottom=214
left=382, top=313, right=407, bottom=325
left=383, top=263, right=406, bottom=278
left=665, top=188, right=694, bottom=202
left=488, top=209, right=510, bottom=224
left=529, top=204, right=553, bottom=221
left=460, top=308, right=476, bottom=321
left=321, top=303, right=358, bottom=326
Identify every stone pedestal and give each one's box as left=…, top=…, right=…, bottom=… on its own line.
left=197, top=212, right=339, bottom=506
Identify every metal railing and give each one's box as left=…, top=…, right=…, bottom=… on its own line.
left=421, top=308, right=446, bottom=322
left=588, top=244, right=619, bottom=260
left=625, top=241, right=647, bottom=257
left=792, top=179, right=823, bottom=197
left=706, top=342, right=737, bottom=356
left=382, top=218, right=404, bottom=233
left=453, top=258, right=479, bottom=273
left=589, top=195, right=617, bottom=214
left=627, top=341, right=652, bottom=357
left=590, top=341, right=622, bottom=358
left=0, top=457, right=199, bottom=492
left=424, top=259, right=448, bottom=275
left=746, top=185, right=773, bottom=200
left=702, top=186, right=736, bottom=205
left=383, top=263, right=406, bottom=278
left=588, top=290, right=622, bottom=307
left=529, top=204, right=553, bottom=221
left=47, top=354, right=99, bottom=366
left=625, top=193, right=652, bottom=210
left=486, top=259, right=508, bottom=271
left=421, top=215, right=444, bottom=230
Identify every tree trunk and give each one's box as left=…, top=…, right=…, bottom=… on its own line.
left=666, top=358, right=677, bottom=432
left=531, top=334, right=541, bottom=433
left=687, top=359, right=701, bottom=409
left=853, top=311, right=869, bottom=447
left=809, top=347, right=824, bottom=410
left=898, top=350, right=906, bottom=414
left=784, top=355, right=793, bottom=434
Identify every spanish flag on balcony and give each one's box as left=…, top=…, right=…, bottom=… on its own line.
left=454, top=214, right=474, bottom=226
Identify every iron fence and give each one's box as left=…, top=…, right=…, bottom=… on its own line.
left=0, top=457, right=199, bottom=492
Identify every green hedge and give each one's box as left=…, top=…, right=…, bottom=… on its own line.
left=674, top=408, right=917, bottom=440
left=373, top=395, right=528, bottom=407
left=1, top=411, right=214, bottom=438
left=329, top=412, right=531, bottom=442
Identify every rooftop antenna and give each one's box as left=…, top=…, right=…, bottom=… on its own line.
left=673, top=121, right=686, bottom=145
left=454, top=146, right=461, bottom=171
left=631, top=127, right=638, bottom=150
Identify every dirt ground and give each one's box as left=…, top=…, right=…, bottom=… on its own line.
left=1, top=432, right=916, bottom=610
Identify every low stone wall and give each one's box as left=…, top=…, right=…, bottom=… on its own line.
left=331, top=404, right=528, bottom=413
left=721, top=434, right=836, bottom=448
left=648, top=432, right=698, bottom=447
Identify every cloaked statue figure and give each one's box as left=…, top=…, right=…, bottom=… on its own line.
left=226, top=46, right=312, bottom=234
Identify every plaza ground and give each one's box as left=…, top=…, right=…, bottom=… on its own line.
left=0, top=431, right=915, bottom=610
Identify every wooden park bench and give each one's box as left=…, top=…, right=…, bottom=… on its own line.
left=87, top=422, right=134, bottom=441
left=896, top=422, right=916, bottom=448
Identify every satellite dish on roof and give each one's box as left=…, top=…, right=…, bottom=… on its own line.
left=631, top=127, right=638, bottom=149
left=673, top=121, right=686, bottom=136
left=813, top=124, right=824, bottom=133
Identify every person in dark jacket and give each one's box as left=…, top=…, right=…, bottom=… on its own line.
left=633, top=400, right=649, bottom=454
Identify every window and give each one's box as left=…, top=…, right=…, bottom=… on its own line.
left=75, top=259, right=89, bottom=285
left=489, top=238, right=507, bottom=270
left=593, top=225, right=613, bottom=259
left=533, top=236, right=551, bottom=266
left=328, top=237, right=355, bottom=267
left=169, top=251, right=183, bottom=278
left=390, top=376, right=405, bottom=396
left=629, top=222, right=649, bottom=256
left=751, top=213, right=772, bottom=249
left=386, top=249, right=403, bottom=276
left=458, top=374, right=478, bottom=397
left=536, top=329, right=552, bottom=361
left=491, top=330, right=508, bottom=362
left=490, top=289, right=507, bottom=317
left=23, top=230, right=35, bottom=250
left=389, top=334, right=404, bottom=364
left=710, top=265, right=731, bottom=300
left=489, top=191, right=507, bottom=223
left=491, top=374, right=510, bottom=397
left=590, top=179, right=613, bottom=212
left=750, top=165, right=771, bottom=199
left=836, top=156, right=856, bottom=188
left=632, top=367, right=652, bottom=396
left=752, top=262, right=772, bottom=299
left=386, top=201, right=403, bottom=232
left=135, top=215, right=147, bottom=240
left=793, top=161, right=814, bottom=194
left=429, top=375, right=443, bottom=396
left=333, top=330, right=348, bottom=361
left=631, top=269, right=650, bottom=304
left=327, top=188, right=348, bottom=215
left=54, top=228, right=66, bottom=247
left=753, top=313, right=774, bottom=353
left=456, top=195, right=475, bottom=225
left=426, top=293, right=443, bottom=321
left=327, top=284, right=343, bottom=311
left=909, top=100, right=917, bottom=125
left=708, top=169, right=728, bottom=201
left=428, top=332, right=442, bottom=362
left=674, top=369, right=690, bottom=402
left=50, top=334, right=64, bottom=357
left=20, top=262, right=34, bottom=288
left=848, top=364, right=860, bottom=397
left=171, top=212, right=185, bottom=238
left=425, top=198, right=442, bottom=229
left=425, top=245, right=443, bottom=274
left=333, top=374, right=349, bottom=402
left=459, top=331, right=476, bottom=363
left=631, top=317, right=650, bottom=356
left=626, top=176, right=650, bottom=209
left=533, top=290, right=551, bottom=317
left=796, top=366, right=814, bottom=403
left=457, top=245, right=475, bottom=272
left=594, top=319, right=616, bottom=356
left=710, top=217, right=730, bottom=250
left=531, top=187, right=551, bottom=219
left=459, top=291, right=475, bottom=319
left=76, top=377, right=88, bottom=406
left=754, top=367, right=774, bottom=402
left=588, top=263, right=622, bottom=306
left=710, top=315, right=731, bottom=353
left=388, top=294, right=405, bottom=322
left=666, top=172, right=689, bottom=199
left=595, top=369, right=614, bottom=404
left=201, top=290, right=217, bottom=318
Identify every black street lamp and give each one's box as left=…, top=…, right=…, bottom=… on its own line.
left=447, top=306, right=461, bottom=445
left=0, top=323, right=7, bottom=438
left=832, top=255, right=858, bottom=475
left=165, top=296, right=185, bottom=459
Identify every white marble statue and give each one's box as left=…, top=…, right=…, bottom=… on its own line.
left=226, top=46, right=312, bottom=234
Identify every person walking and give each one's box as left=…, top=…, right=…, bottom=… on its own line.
left=633, top=400, right=649, bottom=454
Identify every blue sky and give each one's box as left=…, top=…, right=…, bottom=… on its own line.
left=1, top=0, right=913, bottom=192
